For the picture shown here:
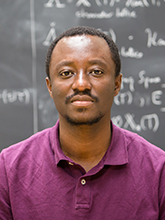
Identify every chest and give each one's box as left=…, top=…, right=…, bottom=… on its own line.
left=9, top=163, right=159, bottom=220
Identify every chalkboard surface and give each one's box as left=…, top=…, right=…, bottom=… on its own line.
left=0, top=0, right=165, bottom=151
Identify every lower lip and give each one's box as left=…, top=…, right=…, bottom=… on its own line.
left=71, top=101, right=93, bottom=107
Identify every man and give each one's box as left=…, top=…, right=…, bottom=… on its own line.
left=0, top=26, right=165, bottom=219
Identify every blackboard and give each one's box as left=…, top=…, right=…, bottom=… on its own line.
left=0, top=0, right=165, bottom=151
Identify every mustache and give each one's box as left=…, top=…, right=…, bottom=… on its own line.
left=65, top=90, right=99, bottom=104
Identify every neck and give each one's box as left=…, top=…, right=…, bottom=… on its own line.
left=59, top=117, right=112, bottom=172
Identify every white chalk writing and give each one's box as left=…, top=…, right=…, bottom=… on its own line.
left=109, top=28, right=116, bottom=43
left=120, top=47, right=143, bottom=58
left=123, top=113, right=141, bottom=131
left=152, top=90, right=163, bottom=105
left=44, top=0, right=65, bottom=8
left=145, top=28, right=165, bottom=48
left=76, top=0, right=91, bottom=7
left=0, top=89, right=30, bottom=104
left=138, top=70, right=161, bottom=88
left=151, top=0, right=161, bottom=6
left=112, top=113, right=159, bottom=132
left=43, top=0, right=165, bottom=8
left=140, top=113, right=159, bottom=132
left=95, top=0, right=121, bottom=7
left=98, top=28, right=116, bottom=42
left=116, top=7, right=137, bottom=18
left=125, top=0, right=149, bottom=7
left=75, top=9, right=114, bottom=19
left=134, top=93, right=151, bottom=107
left=160, top=108, right=165, bottom=112
left=121, top=76, right=135, bottom=92
left=114, top=91, right=133, bottom=105
left=115, top=89, right=163, bottom=108
left=43, top=22, right=56, bottom=46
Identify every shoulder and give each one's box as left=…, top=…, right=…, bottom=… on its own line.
left=0, top=126, right=56, bottom=170
left=112, top=123, right=165, bottom=164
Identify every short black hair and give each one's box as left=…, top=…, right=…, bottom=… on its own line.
left=45, top=26, right=121, bottom=78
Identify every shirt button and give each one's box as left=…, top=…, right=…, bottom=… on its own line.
left=81, top=179, right=86, bottom=185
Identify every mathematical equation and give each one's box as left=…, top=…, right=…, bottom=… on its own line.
left=112, top=70, right=165, bottom=132
left=43, top=0, right=165, bottom=21
left=112, top=113, right=159, bottom=132
left=41, top=0, right=165, bottom=24
left=0, top=89, right=31, bottom=105
left=43, top=23, right=165, bottom=54
left=115, top=70, right=164, bottom=108
left=42, top=0, right=165, bottom=21
left=44, top=0, right=164, bottom=8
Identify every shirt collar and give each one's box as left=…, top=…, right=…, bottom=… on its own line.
left=50, top=120, right=129, bottom=166
left=50, top=120, right=68, bottom=165
left=103, top=122, right=128, bottom=166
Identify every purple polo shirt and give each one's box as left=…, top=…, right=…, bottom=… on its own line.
left=0, top=121, right=165, bottom=220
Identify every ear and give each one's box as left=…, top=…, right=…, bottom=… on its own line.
left=114, top=73, right=122, bottom=97
left=45, top=77, right=53, bottom=99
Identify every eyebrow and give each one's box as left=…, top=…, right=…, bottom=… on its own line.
left=57, top=59, right=106, bottom=67
left=88, top=59, right=107, bottom=67
left=55, top=61, right=74, bottom=70
left=54, top=59, right=107, bottom=70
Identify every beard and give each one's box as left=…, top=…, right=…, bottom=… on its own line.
left=65, top=110, right=103, bottom=126
left=64, top=90, right=103, bottom=126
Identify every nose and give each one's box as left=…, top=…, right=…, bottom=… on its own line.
left=72, top=70, right=91, bottom=92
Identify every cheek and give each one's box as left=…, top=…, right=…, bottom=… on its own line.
left=98, top=80, right=115, bottom=96
left=51, top=84, right=68, bottom=107
left=51, top=85, right=61, bottom=105
left=51, top=82, right=63, bottom=97
left=97, top=82, right=115, bottom=106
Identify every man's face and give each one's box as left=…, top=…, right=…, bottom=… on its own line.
left=46, top=35, right=122, bottom=126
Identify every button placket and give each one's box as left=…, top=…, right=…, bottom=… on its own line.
left=75, top=177, right=91, bottom=209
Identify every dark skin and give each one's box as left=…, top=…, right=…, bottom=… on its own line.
left=46, top=35, right=122, bottom=172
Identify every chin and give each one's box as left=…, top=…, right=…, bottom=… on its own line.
left=65, top=113, right=103, bottom=126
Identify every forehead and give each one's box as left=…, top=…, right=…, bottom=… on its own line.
left=52, top=35, right=111, bottom=57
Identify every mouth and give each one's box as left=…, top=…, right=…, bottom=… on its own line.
left=71, top=100, right=93, bottom=107
left=70, top=95, right=94, bottom=107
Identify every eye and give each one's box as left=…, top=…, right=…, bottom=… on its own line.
left=90, top=70, right=104, bottom=76
left=60, top=71, right=74, bottom=78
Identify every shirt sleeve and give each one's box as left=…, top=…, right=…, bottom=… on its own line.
left=0, top=151, right=13, bottom=219
left=159, top=162, right=165, bottom=220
